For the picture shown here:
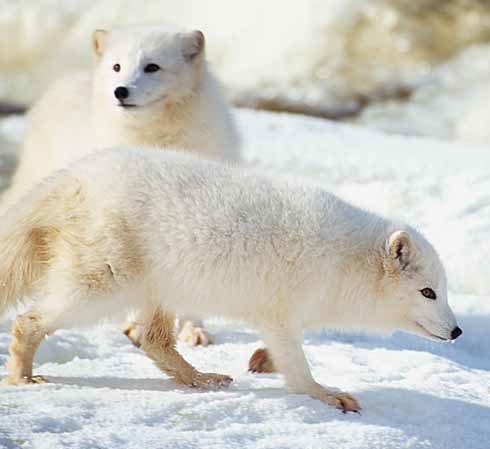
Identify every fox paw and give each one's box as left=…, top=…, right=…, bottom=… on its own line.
left=3, top=375, right=48, bottom=386
left=178, top=321, right=213, bottom=346
left=123, top=322, right=143, bottom=348
left=176, top=372, right=233, bottom=390
left=248, top=348, right=276, bottom=373
left=319, top=391, right=361, bottom=414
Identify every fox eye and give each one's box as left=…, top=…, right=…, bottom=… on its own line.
left=420, top=288, right=436, bottom=300
left=144, top=63, right=160, bottom=73
left=113, top=64, right=121, bottom=72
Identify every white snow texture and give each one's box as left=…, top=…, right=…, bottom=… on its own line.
left=0, top=109, right=489, bottom=449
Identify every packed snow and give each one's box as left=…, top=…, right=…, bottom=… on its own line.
left=0, top=109, right=489, bottom=449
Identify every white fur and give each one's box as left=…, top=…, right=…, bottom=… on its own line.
left=0, top=148, right=459, bottom=407
left=2, top=25, right=239, bottom=208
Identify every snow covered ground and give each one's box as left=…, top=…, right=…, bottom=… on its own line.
left=0, top=109, right=489, bottom=448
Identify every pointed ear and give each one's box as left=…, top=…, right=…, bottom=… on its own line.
left=181, top=30, right=205, bottom=61
left=386, top=230, right=413, bottom=271
left=92, top=29, right=108, bottom=60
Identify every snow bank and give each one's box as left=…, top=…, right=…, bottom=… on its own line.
left=0, top=109, right=489, bottom=448
left=2, top=0, right=490, bottom=117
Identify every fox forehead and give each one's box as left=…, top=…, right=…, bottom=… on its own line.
left=409, top=244, right=446, bottom=291
left=105, top=29, right=184, bottom=64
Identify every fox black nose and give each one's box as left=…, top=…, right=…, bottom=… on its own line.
left=451, top=326, right=463, bottom=340
left=114, top=86, right=129, bottom=100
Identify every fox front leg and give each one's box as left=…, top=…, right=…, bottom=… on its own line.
left=259, top=324, right=360, bottom=413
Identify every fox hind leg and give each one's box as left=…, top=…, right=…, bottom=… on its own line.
left=4, top=261, right=119, bottom=385
left=5, top=310, right=49, bottom=385
left=140, top=305, right=231, bottom=389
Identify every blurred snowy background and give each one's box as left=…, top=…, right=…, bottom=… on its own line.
left=0, top=2, right=489, bottom=449
left=3, top=0, right=490, bottom=141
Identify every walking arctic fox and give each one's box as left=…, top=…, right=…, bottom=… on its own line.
left=3, top=25, right=240, bottom=346
left=0, top=148, right=461, bottom=412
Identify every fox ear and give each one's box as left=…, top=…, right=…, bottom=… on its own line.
left=181, top=30, right=205, bottom=61
left=386, top=230, right=413, bottom=271
left=93, top=29, right=108, bottom=60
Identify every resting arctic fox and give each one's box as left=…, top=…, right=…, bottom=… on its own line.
left=0, top=148, right=461, bottom=412
left=3, top=25, right=240, bottom=346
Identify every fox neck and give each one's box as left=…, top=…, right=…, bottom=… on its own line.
left=305, top=219, right=394, bottom=333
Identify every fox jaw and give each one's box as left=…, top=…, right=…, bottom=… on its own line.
left=377, top=230, right=461, bottom=342
left=92, top=26, right=205, bottom=112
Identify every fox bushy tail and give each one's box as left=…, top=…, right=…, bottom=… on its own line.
left=0, top=174, right=83, bottom=316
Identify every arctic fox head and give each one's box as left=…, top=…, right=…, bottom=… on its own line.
left=92, top=25, right=205, bottom=111
left=377, top=229, right=461, bottom=342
